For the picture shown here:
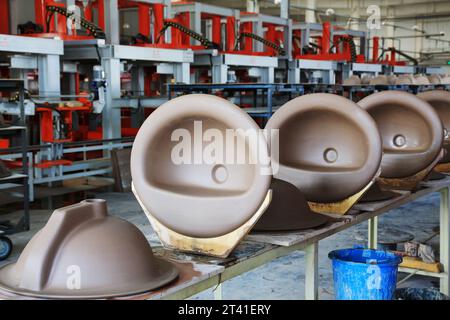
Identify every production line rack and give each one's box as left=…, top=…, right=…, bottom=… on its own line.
left=169, top=83, right=450, bottom=118
left=169, top=83, right=305, bottom=119
left=334, top=84, right=450, bottom=100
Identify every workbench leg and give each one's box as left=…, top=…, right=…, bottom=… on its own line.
left=213, top=283, right=223, bottom=300
left=440, top=187, right=450, bottom=295
left=368, top=216, right=378, bottom=249
left=305, top=242, right=319, bottom=300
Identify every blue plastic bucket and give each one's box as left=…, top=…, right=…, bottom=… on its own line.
left=328, top=248, right=403, bottom=300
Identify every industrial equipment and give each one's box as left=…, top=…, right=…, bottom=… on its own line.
left=169, top=3, right=292, bottom=83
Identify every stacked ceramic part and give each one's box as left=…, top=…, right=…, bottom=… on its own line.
left=343, top=75, right=361, bottom=85
left=369, top=75, right=396, bottom=85
left=0, top=199, right=178, bottom=299
left=441, top=75, right=450, bottom=84
left=395, top=74, right=416, bottom=85
left=414, top=74, right=430, bottom=85
left=369, top=75, right=389, bottom=85
left=131, top=94, right=272, bottom=258
left=418, top=90, right=450, bottom=175
left=254, top=93, right=383, bottom=228
left=358, top=91, right=444, bottom=202
left=426, top=74, right=450, bottom=84
left=428, top=74, right=442, bottom=84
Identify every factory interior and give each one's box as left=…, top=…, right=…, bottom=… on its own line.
left=1, top=0, right=450, bottom=305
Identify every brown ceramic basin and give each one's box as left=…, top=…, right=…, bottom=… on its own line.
left=418, top=90, right=450, bottom=163
left=358, top=91, right=444, bottom=178
left=266, top=93, right=382, bottom=203
left=441, top=76, right=450, bottom=84
left=387, top=75, right=397, bottom=85
left=415, top=75, right=430, bottom=85
left=428, top=75, right=442, bottom=84
left=131, top=94, right=271, bottom=239
left=0, top=199, right=178, bottom=299
left=343, top=75, right=361, bottom=85
left=369, top=75, right=389, bottom=85
left=395, top=74, right=416, bottom=85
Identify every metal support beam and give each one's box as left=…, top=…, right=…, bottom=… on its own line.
left=280, top=0, right=289, bottom=19
left=305, top=242, right=319, bottom=300
left=173, top=62, right=191, bottom=84
left=130, top=66, right=145, bottom=128
left=104, top=0, right=120, bottom=44
left=246, top=0, right=259, bottom=13
left=38, top=55, right=61, bottom=97
left=440, top=187, right=450, bottom=295
left=213, top=283, right=223, bottom=300
left=368, top=216, right=378, bottom=249
left=102, top=58, right=121, bottom=139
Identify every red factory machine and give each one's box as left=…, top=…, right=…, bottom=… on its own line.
left=2, top=0, right=193, bottom=144
left=1, top=0, right=192, bottom=189
left=0, top=0, right=109, bottom=145
left=289, top=21, right=370, bottom=84
left=168, top=2, right=286, bottom=83
left=370, top=36, right=418, bottom=76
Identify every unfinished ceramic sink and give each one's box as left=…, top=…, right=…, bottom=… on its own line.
left=0, top=160, right=11, bottom=179
left=414, top=75, right=430, bottom=85
left=441, top=75, right=450, bottom=84
left=395, top=74, right=416, bottom=85
left=358, top=91, right=444, bottom=193
left=343, top=75, right=361, bottom=85
left=418, top=90, right=450, bottom=172
left=369, top=75, right=389, bottom=85
left=428, top=75, right=442, bottom=84
left=131, top=94, right=271, bottom=257
left=0, top=199, right=178, bottom=299
left=264, top=93, right=382, bottom=215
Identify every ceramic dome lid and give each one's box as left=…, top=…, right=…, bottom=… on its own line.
left=0, top=199, right=178, bottom=299
left=130, top=94, right=271, bottom=239
left=358, top=91, right=444, bottom=178
left=253, top=178, right=329, bottom=231
left=265, top=93, right=382, bottom=203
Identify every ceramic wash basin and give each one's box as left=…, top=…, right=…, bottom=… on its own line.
left=358, top=91, right=443, bottom=179
left=130, top=94, right=271, bottom=257
left=266, top=93, right=382, bottom=204
left=418, top=90, right=450, bottom=165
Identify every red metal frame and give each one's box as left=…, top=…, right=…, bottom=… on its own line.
left=0, top=0, right=10, bottom=34
left=237, top=12, right=287, bottom=57
left=369, top=36, right=407, bottom=66
left=294, top=22, right=364, bottom=62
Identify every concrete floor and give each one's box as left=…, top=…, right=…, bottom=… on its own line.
left=0, top=190, right=442, bottom=300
